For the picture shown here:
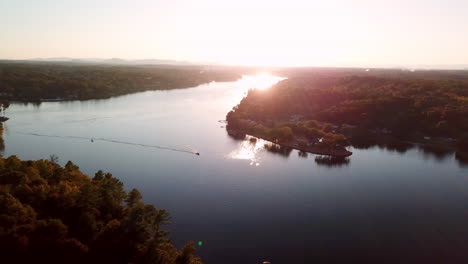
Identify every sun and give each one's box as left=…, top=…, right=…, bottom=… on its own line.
left=238, top=73, right=284, bottom=90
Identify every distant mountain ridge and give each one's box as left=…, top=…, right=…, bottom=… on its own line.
left=26, top=57, right=195, bottom=65
left=0, top=58, right=467, bottom=70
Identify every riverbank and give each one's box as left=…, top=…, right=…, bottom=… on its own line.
left=0, top=62, right=242, bottom=101
left=228, top=128, right=352, bottom=157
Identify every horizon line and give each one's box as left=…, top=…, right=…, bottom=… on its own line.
left=1, top=57, right=468, bottom=70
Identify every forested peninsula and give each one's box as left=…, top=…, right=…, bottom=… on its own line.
left=0, top=62, right=241, bottom=101
left=0, top=154, right=202, bottom=264
left=226, top=70, right=468, bottom=161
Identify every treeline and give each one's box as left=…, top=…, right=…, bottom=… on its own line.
left=0, top=155, right=202, bottom=264
left=227, top=113, right=348, bottom=149
left=226, top=73, right=468, bottom=156
left=0, top=63, right=241, bottom=101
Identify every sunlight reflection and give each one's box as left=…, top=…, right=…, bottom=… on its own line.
left=238, top=73, right=284, bottom=90
left=228, top=136, right=269, bottom=166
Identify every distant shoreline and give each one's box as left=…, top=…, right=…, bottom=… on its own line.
left=0, top=62, right=241, bottom=102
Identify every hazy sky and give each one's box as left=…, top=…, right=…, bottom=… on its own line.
left=1, top=0, right=467, bottom=67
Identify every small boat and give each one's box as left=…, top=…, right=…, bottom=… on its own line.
left=91, top=139, right=94, bottom=142
left=196, top=152, right=200, bottom=155
left=0, top=116, right=9, bottom=122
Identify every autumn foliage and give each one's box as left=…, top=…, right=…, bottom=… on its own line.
left=0, top=155, right=202, bottom=264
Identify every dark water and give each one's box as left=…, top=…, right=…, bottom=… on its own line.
left=2, top=76, right=468, bottom=263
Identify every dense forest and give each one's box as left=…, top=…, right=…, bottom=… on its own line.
left=0, top=62, right=241, bottom=101
left=0, top=155, right=202, bottom=264
left=226, top=71, right=468, bottom=160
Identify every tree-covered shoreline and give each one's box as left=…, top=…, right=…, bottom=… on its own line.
left=226, top=71, right=468, bottom=161
left=0, top=62, right=241, bottom=101
left=0, top=155, right=202, bottom=264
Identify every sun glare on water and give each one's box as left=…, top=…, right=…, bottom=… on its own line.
left=239, top=73, right=284, bottom=90
left=227, top=74, right=285, bottom=165
left=229, top=136, right=268, bottom=166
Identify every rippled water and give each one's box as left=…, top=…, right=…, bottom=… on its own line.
left=2, top=76, right=468, bottom=263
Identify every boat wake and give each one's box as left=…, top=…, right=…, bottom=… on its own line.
left=16, top=132, right=199, bottom=156
left=64, top=116, right=112, bottom=124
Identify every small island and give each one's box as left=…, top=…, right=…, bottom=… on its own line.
left=226, top=70, right=468, bottom=160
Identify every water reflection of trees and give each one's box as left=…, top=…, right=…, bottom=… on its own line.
left=298, top=151, right=308, bottom=158
left=0, top=132, right=4, bottom=152
left=314, top=156, right=350, bottom=167
left=351, top=136, right=413, bottom=153
left=228, top=131, right=468, bottom=167
left=263, top=143, right=293, bottom=158
left=384, top=141, right=414, bottom=153
left=419, top=145, right=453, bottom=161
left=0, top=123, right=4, bottom=152
left=455, top=152, right=468, bottom=167
left=11, top=101, right=42, bottom=108
left=350, top=136, right=468, bottom=165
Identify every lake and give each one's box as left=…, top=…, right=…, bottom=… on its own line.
left=2, top=75, right=468, bottom=263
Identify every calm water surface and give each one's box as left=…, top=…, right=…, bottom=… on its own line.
left=3, top=76, right=468, bottom=263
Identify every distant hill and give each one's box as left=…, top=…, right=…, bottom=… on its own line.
left=1, top=58, right=467, bottom=70
left=25, top=57, right=195, bottom=66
